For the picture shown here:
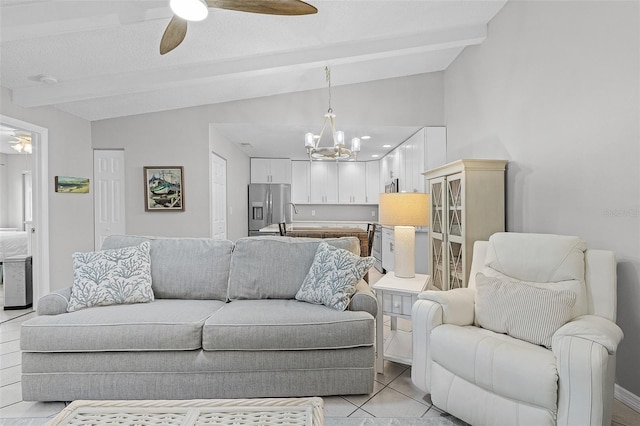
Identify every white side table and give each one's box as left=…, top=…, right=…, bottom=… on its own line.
left=372, top=273, right=430, bottom=374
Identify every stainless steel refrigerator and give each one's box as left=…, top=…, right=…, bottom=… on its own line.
left=248, top=184, right=291, bottom=236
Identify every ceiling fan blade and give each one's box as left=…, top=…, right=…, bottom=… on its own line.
left=160, top=15, right=188, bottom=55
left=205, top=0, right=317, bottom=16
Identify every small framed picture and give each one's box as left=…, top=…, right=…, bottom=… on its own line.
left=55, top=176, right=90, bottom=193
left=143, top=166, right=184, bottom=211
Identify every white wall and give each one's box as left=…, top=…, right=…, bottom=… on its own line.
left=444, top=0, right=640, bottom=396
left=0, top=86, right=94, bottom=292
left=0, top=153, right=7, bottom=227
left=91, top=73, right=444, bottom=241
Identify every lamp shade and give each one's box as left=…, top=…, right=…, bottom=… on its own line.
left=378, top=193, right=429, bottom=227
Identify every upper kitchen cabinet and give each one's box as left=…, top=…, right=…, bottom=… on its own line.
left=379, top=126, right=447, bottom=193
left=291, top=161, right=310, bottom=204
left=338, top=162, right=367, bottom=204
left=250, top=158, right=292, bottom=184
left=365, top=161, right=380, bottom=204
left=309, top=162, right=339, bottom=204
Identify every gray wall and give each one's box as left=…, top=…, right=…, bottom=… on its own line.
left=92, top=72, right=444, bottom=243
left=444, top=0, right=639, bottom=396
left=0, top=86, right=94, bottom=292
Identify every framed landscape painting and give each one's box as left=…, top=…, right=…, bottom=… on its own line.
left=55, top=176, right=90, bottom=193
left=143, top=166, right=184, bottom=211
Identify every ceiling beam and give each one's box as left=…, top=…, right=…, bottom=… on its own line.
left=11, top=24, right=487, bottom=109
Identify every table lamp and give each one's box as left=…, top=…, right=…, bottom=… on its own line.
left=378, top=193, right=429, bottom=278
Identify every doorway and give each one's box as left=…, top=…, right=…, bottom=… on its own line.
left=0, top=115, right=49, bottom=314
left=211, top=152, right=227, bottom=240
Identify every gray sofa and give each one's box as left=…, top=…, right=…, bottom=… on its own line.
left=20, top=235, right=377, bottom=401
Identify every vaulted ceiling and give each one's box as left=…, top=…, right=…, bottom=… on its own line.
left=0, top=0, right=507, bottom=157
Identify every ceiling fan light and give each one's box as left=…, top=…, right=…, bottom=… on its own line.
left=170, top=0, right=208, bottom=21
left=11, top=143, right=23, bottom=153
left=24, top=143, right=32, bottom=154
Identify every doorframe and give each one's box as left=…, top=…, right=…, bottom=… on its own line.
left=209, top=151, right=228, bottom=240
left=0, top=114, right=49, bottom=307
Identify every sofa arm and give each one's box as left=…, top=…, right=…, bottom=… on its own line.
left=36, top=287, right=72, bottom=316
left=552, top=315, right=624, bottom=426
left=417, top=288, right=475, bottom=326
left=348, top=280, right=377, bottom=318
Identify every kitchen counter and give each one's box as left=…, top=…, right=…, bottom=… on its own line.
left=257, top=223, right=371, bottom=257
left=258, top=221, right=372, bottom=233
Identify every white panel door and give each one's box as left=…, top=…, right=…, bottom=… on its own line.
left=211, top=153, right=227, bottom=240
left=93, top=150, right=125, bottom=250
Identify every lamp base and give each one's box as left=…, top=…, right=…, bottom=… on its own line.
left=393, top=226, right=415, bottom=278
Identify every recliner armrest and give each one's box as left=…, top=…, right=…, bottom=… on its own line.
left=553, top=314, right=624, bottom=354
left=36, top=287, right=72, bottom=316
left=417, top=288, right=475, bottom=326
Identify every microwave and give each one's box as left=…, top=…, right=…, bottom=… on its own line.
left=384, top=178, right=399, bottom=193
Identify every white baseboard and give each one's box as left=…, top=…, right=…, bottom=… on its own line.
left=615, top=384, right=640, bottom=412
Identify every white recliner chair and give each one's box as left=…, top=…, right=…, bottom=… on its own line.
left=412, top=232, right=624, bottom=426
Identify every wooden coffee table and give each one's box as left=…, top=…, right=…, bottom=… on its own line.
left=47, top=397, right=324, bottom=425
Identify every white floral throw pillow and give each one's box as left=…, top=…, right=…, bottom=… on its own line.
left=296, top=242, right=375, bottom=311
left=67, top=242, right=154, bottom=312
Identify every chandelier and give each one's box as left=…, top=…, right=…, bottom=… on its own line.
left=10, top=134, right=32, bottom=154
left=305, top=67, right=361, bottom=161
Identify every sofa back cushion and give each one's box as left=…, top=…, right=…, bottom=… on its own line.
left=101, top=235, right=232, bottom=300
left=228, top=236, right=360, bottom=300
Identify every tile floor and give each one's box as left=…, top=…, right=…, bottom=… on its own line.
left=1, top=275, right=639, bottom=425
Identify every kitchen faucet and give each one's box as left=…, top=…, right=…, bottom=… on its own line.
left=287, top=202, right=299, bottom=214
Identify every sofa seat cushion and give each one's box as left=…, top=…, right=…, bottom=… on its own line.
left=431, top=324, right=558, bottom=411
left=202, top=300, right=374, bottom=351
left=22, top=299, right=225, bottom=352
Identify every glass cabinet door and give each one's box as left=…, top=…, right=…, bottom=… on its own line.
left=447, top=173, right=463, bottom=238
left=430, top=177, right=446, bottom=290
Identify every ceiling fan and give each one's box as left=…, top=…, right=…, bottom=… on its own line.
left=161, top=0, right=318, bottom=55
left=9, top=134, right=32, bottom=154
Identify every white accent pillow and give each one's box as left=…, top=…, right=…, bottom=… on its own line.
left=296, top=242, right=375, bottom=311
left=475, top=273, right=576, bottom=348
left=67, top=242, right=154, bottom=312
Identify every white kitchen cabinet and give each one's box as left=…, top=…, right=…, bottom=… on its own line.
left=291, top=161, right=310, bottom=204
left=381, top=227, right=395, bottom=272
left=425, top=159, right=507, bottom=290
left=365, top=161, right=380, bottom=204
left=338, top=162, right=366, bottom=204
left=403, top=129, right=426, bottom=193
left=380, top=155, right=392, bottom=191
left=380, top=226, right=429, bottom=274
left=250, top=158, right=291, bottom=184
left=309, top=162, right=339, bottom=204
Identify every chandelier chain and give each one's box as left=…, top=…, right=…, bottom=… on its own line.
left=325, top=66, right=332, bottom=113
